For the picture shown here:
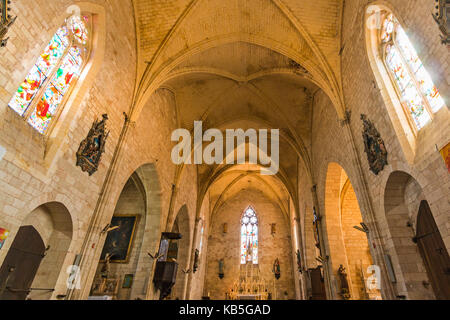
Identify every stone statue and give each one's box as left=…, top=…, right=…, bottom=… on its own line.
left=193, top=249, right=200, bottom=273
left=101, top=253, right=113, bottom=279
left=273, top=258, right=281, bottom=280
left=338, top=264, right=351, bottom=300
left=296, top=250, right=302, bottom=272
left=218, top=259, right=224, bottom=279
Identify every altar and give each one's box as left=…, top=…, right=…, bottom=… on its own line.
left=226, top=263, right=275, bottom=300
left=237, top=294, right=262, bottom=300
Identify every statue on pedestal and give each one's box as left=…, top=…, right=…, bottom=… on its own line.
left=273, top=259, right=281, bottom=280
left=218, top=259, right=224, bottom=279
left=338, top=265, right=351, bottom=300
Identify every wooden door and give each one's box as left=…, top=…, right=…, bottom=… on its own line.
left=309, top=267, right=327, bottom=300
left=0, top=226, right=45, bottom=300
left=416, top=201, right=450, bottom=300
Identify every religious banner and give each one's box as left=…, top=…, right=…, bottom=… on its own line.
left=440, top=142, right=450, bottom=173
left=361, top=114, right=388, bottom=175
left=76, top=114, right=109, bottom=176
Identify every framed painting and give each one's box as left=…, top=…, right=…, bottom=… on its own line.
left=90, top=277, right=106, bottom=296
left=104, top=278, right=120, bottom=296
left=100, top=215, right=139, bottom=263
left=122, top=274, right=134, bottom=289
left=91, top=277, right=120, bottom=297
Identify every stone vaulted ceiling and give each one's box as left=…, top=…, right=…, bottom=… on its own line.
left=131, top=0, right=345, bottom=217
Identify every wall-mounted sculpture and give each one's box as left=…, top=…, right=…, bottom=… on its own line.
left=273, top=258, right=281, bottom=280
left=193, top=249, right=200, bottom=273
left=270, top=223, right=276, bottom=236
left=361, top=114, right=388, bottom=175
left=432, top=0, right=449, bottom=45
left=218, top=259, right=224, bottom=279
left=76, top=114, right=109, bottom=176
left=296, top=250, right=303, bottom=273
left=1, top=0, right=16, bottom=47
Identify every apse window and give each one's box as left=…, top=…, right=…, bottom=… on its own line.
left=8, top=14, right=91, bottom=134
left=380, top=13, right=445, bottom=131
left=240, top=207, right=259, bottom=265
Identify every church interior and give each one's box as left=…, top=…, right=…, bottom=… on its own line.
left=0, top=0, right=448, bottom=301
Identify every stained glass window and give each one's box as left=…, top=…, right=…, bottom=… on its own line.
left=199, top=226, right=204, bottom=253
left=8, top=15, right=89, bottom=134
left=381, top=14, right=445, bottom=130
left=240, top=207, right=258, bottom=265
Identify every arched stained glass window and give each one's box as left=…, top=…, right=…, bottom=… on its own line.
left=8, top=14, right=90, bottom=134
left=240, top=207, right=258, bottom=265
left=381, top=14, right=445, bottom=131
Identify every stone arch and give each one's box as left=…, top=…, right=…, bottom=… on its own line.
left=132, top=162, right=164, bottom=300
left=383, top=170, right=437, bottom=299
left=88, top=162, right=163, bottom=300
left=204, top=188, right=296, bottom=300
left=20, top=202, right=73, bottom=300
left=90, top=175, right=146, bottom=300
left=323, top=162, right=381, bottom=300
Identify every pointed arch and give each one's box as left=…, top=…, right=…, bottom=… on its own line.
left=8, top=14, right=92, bottom=134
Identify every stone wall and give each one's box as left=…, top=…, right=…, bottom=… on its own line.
left=298, top=0, right=449, bottom=300
left=204, top=189, right=295, bottom=300
left=0, top=0, right=138, bottom=300
left=0, top=0, right=447, bottom=301
left=0, top=0, right=201, bottom=299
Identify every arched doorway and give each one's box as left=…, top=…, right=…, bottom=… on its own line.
left=383, top=171, right=444, bottom=299
left=89, top=163, right=163, bottom=300
left=324, top=163, right=381, bottom=300
left=415, top=201, right=450, bottom=300
left=90, top=174, right=146, bottom=300
left=0, top=201, right=73, bottom=300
